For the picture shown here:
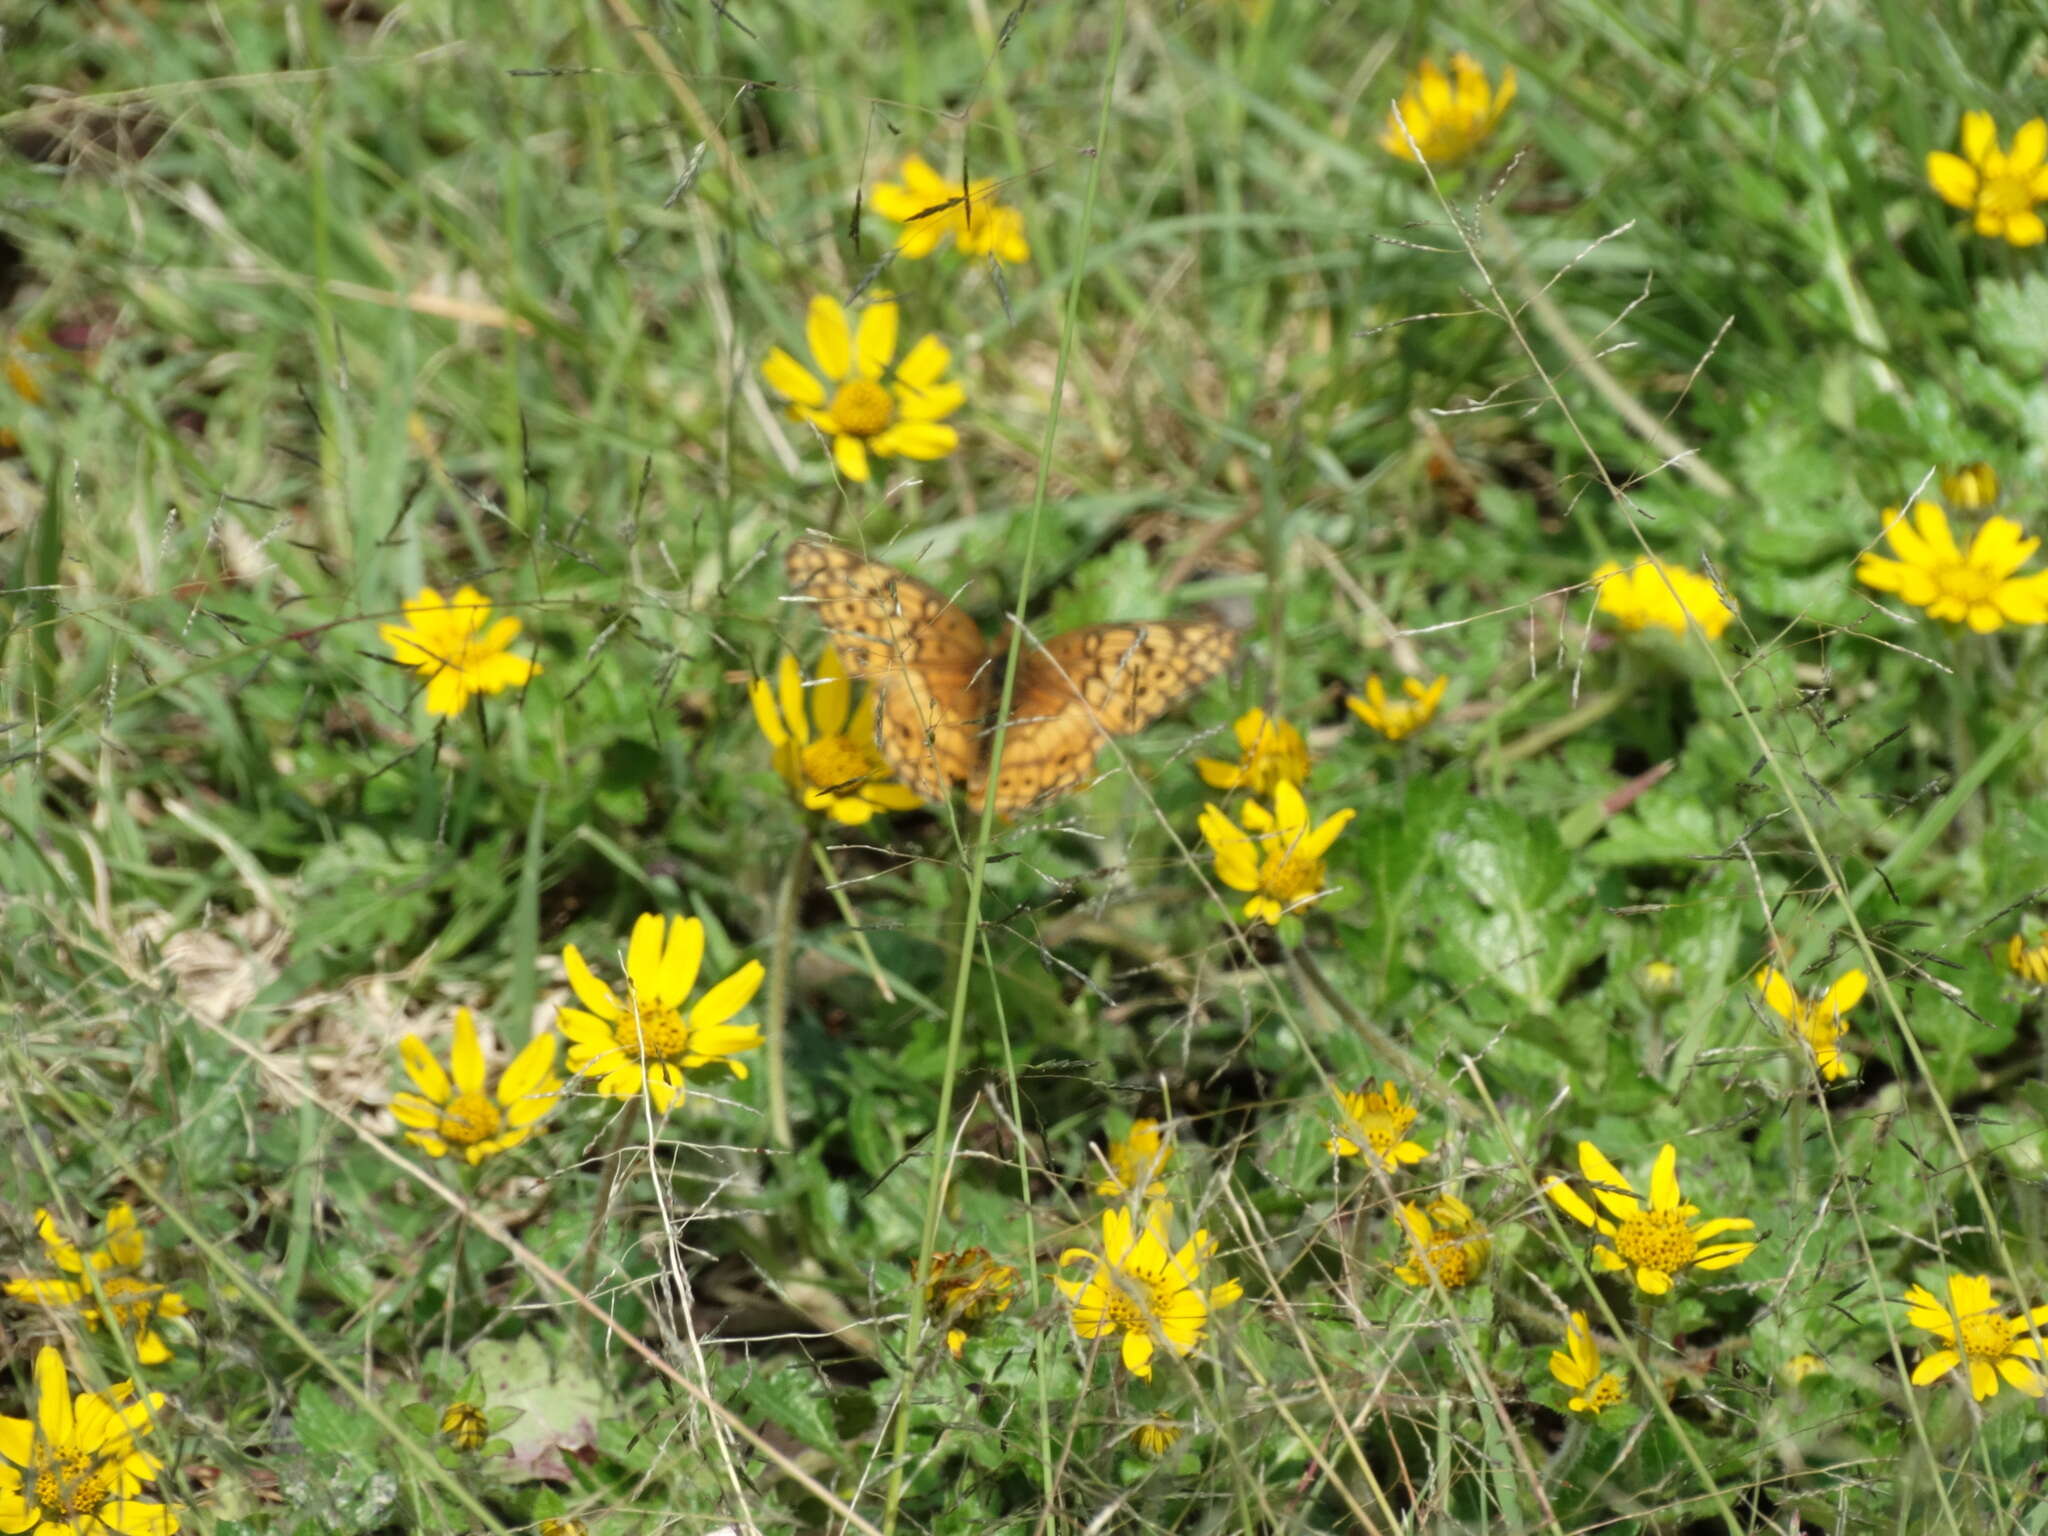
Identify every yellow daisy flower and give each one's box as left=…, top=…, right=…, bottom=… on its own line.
left=0, top=1345, right=180, bottom=1536
left=1927, top=111, right=2048, bottom=247
left=1549, top=1311, right=1627, bottom=1415
left=1591, top=559, right=1735, bottom=641
left=1056, top=1201, right=1243, bottom=1380
left=1094, top=1118, right=1172, bottom=1200
left=760, top=295, right=964, bottom=483
left=558, top=913, right=764, bottom=1114
left=539, top=1521, right=590, bottom=1536
left=914, top=1248, right=1018, bottom=1359
left=379, top=586, right=540, bottom=718
left=1546, top=1141, right=1758, bottom=1296
left=870, top=156, right=1030, bottom=264
left=1323, top=1081, right=1429, bottom=1170
left=1194, top=708, right=1309, bottom=796
left=1198, top=780, right=1356, bottom=926
left=1755, top=966, right=1866, bottom=1082
left=1345, top=674, right=1447, bottom=742
left=2008, top=928, right=2048, bottom=985
left=1378, top=53, right=1516, bottom=166
left=390, top=1007, right=561, bottom=1164
left=1129, top=1417, right=1185, bottom=1457
left=1391, top=1195, right=1490, bottom=1290
left=1942, top=462, right=1999, bottom=510
left=3, top=1207, right=191, bottom=1366
left=748, top=646, right=924, bottom=825
left=1856, top=500, right=2048, bottom=632
left=1904, top=1273, right=2048, bottom=1401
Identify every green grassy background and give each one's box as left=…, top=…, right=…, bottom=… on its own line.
left=6, top=0, right=2048, bottom=1531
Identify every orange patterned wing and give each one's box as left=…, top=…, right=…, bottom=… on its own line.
left=971, top=621, right=1239, bottom=813
left=785, top=540, right=992, bottom=805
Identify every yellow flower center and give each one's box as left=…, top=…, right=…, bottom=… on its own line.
left=33, top=1446, right=113, bottom=1522
left=1102, top=1269, right=1171, bottom=1333
left=616, top=997, right=692, bottom=1063
left=439, top=1091, right=504, bottom=1146
left=1959, top=1310, right=2017, bottom=1364
left=100, top=1274, right=168, bottom=1329
left=1360, top=1120, right=1403, bottom=1161
left=1585, top=1373, right=1626, bottom=1410
left=828, top=378, right=894, bottom=437
left=1929, top=555, right=2001, bottom=607
left=1980, top=163, right=2035, bottom=219
left=1613, top=1209, right=1697, bottom=1276
left=1411, top=1236, right=1480, bottom=1288
left=1259, top=850, right=1324, bottom=908
left=801, top=734, right=878, bottom=794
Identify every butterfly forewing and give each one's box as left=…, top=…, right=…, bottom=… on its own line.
left=786, top=540, right=992, bottom=802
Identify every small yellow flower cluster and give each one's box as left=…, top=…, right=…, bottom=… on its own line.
left=1535, top=1139, right=1766, bottom=1417
left=1321, top=1080, right=1487, bottom=1293
left=1058, top=1115, right=1241, bottom=1406
left=1193, top=682, right=1445, bottom=927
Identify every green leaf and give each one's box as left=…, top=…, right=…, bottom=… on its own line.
left=294, top=1382, right=383, bottom=1459
left=468, top=1332, right=604, bottom=1484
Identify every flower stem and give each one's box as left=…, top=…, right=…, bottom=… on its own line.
left=811, top=836, right=897, bottom=1003
left=763, top=831, right=808, bottom=1150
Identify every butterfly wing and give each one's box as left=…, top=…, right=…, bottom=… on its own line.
left=972, top=621, right=1239, bottom=812
left=785, top=540, right=991, bottom=804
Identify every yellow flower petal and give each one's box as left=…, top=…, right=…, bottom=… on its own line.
left=805, top=294, right=851, bottom=381
left=854, top=298, right=899, bottom=380
left=762, top=346, right=825, bottom=407
left=398, top=1035, right=451, bottom=1104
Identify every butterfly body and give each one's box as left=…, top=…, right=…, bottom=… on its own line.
left=786, top=540, right=1237, bottom=813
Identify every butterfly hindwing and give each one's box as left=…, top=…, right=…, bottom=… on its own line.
left=974, top=621, right=1240, bottom=812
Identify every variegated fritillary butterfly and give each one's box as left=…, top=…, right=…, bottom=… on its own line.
left=785, top=539, right=1239, bottom=814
